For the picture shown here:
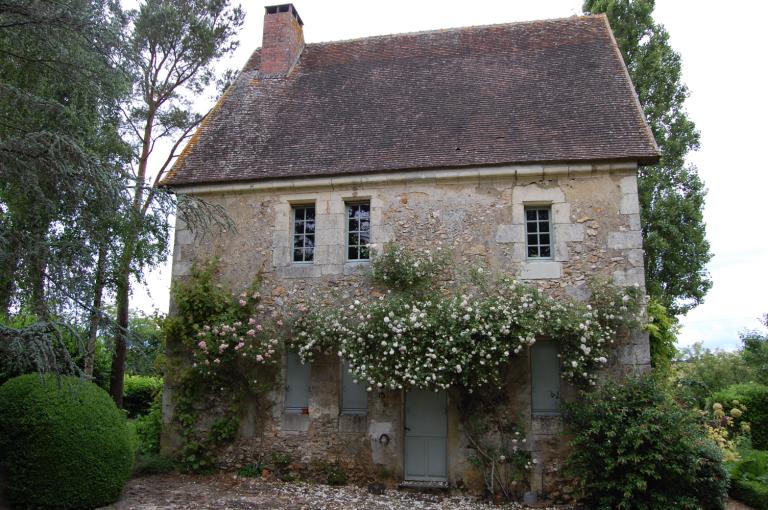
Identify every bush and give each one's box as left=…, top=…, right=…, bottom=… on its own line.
left=132, top=453, right=175, bottom=476
left=565, top=374, right=728, bottom=510
left=731, top=480, right=768, bottom=510
left=123, top=374, right=162, bottom=418
left=674, top=343, right=754, bottom=408
left=714, top=383, right=768, bottom=449
left=0, top=374, right=133, bottom=509
left=133, top=393, right=162, bottom=454
left=325, top=461, right=348, bottom=485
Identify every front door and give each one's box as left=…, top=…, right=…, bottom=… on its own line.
left=404, top=389, right=448, bottom=481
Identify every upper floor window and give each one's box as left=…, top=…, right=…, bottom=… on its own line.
left=292, top=205, right=315, bottom=263
left=525, top=206, right=552, bottom=259
left=346, top=202, right=370, bottom=261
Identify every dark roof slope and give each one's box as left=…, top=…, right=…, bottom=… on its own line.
left=163, top=15, right=658, bottom=187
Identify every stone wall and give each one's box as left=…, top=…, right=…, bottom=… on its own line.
left=165, top=163, right=650, bottom=499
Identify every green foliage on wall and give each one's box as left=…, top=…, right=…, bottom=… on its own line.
left=163, top=259, right=279, bottom=473
left=645, top=298, right=679, bottom=372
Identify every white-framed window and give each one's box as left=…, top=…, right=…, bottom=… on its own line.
left=530, top=339, right=561, bottom=415
left=346, top=201, right=371, bottom=261
left=285, top=352, right=310, bottom=413
left=525, top=206, right=552, bottom=259
left=341, top=360, right=367, bottom=415
left=292, top=205, right=315, bottom=263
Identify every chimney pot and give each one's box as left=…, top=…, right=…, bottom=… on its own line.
left=261, top=4, right=304, bottom=76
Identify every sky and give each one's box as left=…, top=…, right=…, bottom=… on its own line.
left=134, top=0, right=768, bottom=352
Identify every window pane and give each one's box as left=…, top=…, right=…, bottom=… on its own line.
left=304, top=221, right=315, bottom=234
left=539, top=222, right=549, bottom=233
left=347, top=206, right=356, bottom=219
left=528, top=246, right=538, bottom=257
left=528, top=234, right=538, bottom=245
left=293, top=248, right=303, bottom=262
left=305, top=207, right=315, bottom=220
left=540, top=234, right=550, bottom=245
left=348, top=246, right=358, bottom=260
left=526, top=209, right=537, bottom=221
left=359, top=231, right=370, bottom=245
left=359, top=245, right=370, bottom=260
left=348, top=218, right=359, bottom=232
left=304, top=246, right=314, bottom=261
left=541, top=246, right=551, bottom=257
left=538, top=209, right=549, bottom=220
left=360, top=219, right=370, bottom=232
left=348, top=232, right=359, bottom=246
left=528, top=221, right=538, bottom=233
left=294, top=221, right=305, bottom=235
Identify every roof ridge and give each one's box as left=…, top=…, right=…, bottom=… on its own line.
left=302, top=14, right=600, bottom=48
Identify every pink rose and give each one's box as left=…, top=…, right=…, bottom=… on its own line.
left=197, top=341, right=207, bottom=350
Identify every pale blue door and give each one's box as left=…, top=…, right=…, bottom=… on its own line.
left=405, top=389, right=448, bottom=481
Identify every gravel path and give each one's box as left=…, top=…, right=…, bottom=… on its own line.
left=101, top=474, right=573, bottom=510
left=95, top=474, right=757, bottom=510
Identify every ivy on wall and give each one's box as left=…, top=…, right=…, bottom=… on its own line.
left=163, top=260, right=280, bottom=472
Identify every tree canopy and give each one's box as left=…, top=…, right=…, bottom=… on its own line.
left=584, top=0, right=712, bottom=315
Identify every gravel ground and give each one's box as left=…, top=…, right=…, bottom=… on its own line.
left=95, top=474, right=756, bottom=510
left=101, top=474, right=574, bottom=510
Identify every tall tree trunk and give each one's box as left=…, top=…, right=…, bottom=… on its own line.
left=84, top=242, right=107, bottom=377
left=0, top=233, right=20, bottom=316
left=109, top=242, right=132, bottom=408
left=29, top=239, right=49, bottom=321
left=109, top=107, right=154, bottom=407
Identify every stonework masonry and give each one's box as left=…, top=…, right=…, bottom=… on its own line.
left=164, top=163, right=651, bottom=499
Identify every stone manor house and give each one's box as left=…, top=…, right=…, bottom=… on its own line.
left=161, top=4, right=659, bottom=496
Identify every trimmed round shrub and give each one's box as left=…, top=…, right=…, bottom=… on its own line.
left=713, top=383, right=768, bottom=449
left=0, top=374, right=133, bottom=509
left=565, top=374, right=728, bottom=510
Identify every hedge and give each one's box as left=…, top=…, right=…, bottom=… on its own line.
left=731, top=480, right=768, bottom=510
left=0, top=374, right=133, bottom=509
left=713, top=383, right=768, bottom=449
left=123, top=374, right=162, bottom=418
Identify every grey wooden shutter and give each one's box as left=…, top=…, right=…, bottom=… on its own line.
left=531, top=339, right=561, bottom=415
left=285, top=352, right=310, bottom=412
left=341, top=360, right=367, bottom=414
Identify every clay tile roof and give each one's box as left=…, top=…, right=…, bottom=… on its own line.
left=162, top=14, right=659, bottom=187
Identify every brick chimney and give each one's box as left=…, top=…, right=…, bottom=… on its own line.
left=260, top=4, right=304, bottom=76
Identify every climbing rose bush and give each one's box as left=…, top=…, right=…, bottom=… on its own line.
left=192, top=292, right=280, bottom=380
left=292, top=279, right=642, bottom=390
